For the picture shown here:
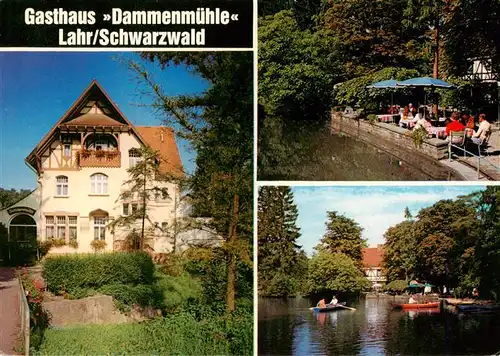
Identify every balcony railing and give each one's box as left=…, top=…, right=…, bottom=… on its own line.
left=78, top=150, right=121, bottom=168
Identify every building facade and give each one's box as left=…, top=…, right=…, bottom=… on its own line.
left=0, top=80, right=186, bottom=254
left=362, top=245, right=387, bottom=289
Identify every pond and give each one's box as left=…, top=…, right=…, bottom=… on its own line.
left=258, top=297, right=500, bottom=355
left=258, top=128, right=460, bottom=181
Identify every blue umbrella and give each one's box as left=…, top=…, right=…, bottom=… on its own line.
left=367, top=79, right=401, bottom=109
left=366, top=79, right=400, bottom=89
left=397, top=77, right=455, bottom=89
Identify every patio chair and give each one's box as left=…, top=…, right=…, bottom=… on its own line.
left=470, top=130, right=492, bottom=157
left=448, top=131, right=466, bottom=159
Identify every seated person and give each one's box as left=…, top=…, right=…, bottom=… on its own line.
left=467, top=115, right=475, bottom=130
left=445, top=112, right=465, bottom=136
left=472, top=114, right=492, bottom=144
left=317, top=299, right=326, bottom=308
left=414, top=115, right=432, bottom=133
left=409, top=295, right=417, bottom=304
left=330, top=295, right=338, bottom=306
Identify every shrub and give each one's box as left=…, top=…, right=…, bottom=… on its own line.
left=384, top=279, right=408, bottom=293
left=51, top=238, right=66, bottom=247
left=68, top=240, right=78, bottom=249
left=90, top=240, right=106, bottom=252
left=98, top=283, right=165, bottom=311
left=43, top=252, right=155, bottom=294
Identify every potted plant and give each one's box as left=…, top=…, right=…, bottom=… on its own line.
left=91, top=239, right=107, bottom=252
left=95, top=150, right=105, bottom=158
left=81, top=149, right=91, bottom=158
left=51, top=237, right=66, bottom=247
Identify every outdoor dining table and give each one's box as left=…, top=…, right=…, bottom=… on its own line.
left=430, top=126, right=447, bottom=139
left=399, top=117, right=416, bottom=128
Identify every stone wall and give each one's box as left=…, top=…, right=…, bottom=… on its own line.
left=43, top=295, right=129, bottom=327
left=330, top=112, right=463, bottom=180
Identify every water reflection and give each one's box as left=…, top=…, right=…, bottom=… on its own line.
left=258, top=297, right=500, bottom=355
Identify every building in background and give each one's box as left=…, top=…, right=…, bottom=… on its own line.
left=362, top=245, right=387, bottom=290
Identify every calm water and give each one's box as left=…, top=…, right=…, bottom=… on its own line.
left=262, top=129, right=460, bottom=181
left=258, top=297, right=500, bottom=355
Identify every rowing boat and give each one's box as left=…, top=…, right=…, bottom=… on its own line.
left=392, top=302, right=440, bottom=309
left=310, top=302, right=350, bottom=312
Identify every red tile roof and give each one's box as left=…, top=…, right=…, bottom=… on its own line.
left=362, top=247, right=384, bottom=268
left=135, top=126, right=184, bottom=177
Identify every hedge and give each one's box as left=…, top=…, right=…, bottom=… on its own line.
left=43, top=252, right=155, bottom=294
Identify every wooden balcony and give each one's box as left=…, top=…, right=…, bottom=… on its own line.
left=78, top=150, right=121, bottom=168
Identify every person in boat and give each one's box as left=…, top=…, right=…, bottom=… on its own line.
left=330, top=295, right=338, bottom=306
left=409, top=295, right=417, bottom=304
left=317, top=299, right=326, bottom=308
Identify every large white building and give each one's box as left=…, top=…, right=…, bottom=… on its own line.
left=0, top=80, right=189, bottom=255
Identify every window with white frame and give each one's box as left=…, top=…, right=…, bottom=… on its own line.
left=56, top=216, right=66, bottom=239
left=69, top=216, right=77, bottom=241
left=63, top=144, right=71, bottom=157
left=46, top=216, right=55, bottom=239
left=93, top=217, right=106, bottom=240
left=56, top=176, right=68, bottom=196
left=90, top=173, right=108, bottom=195
left=128, top=149, right=142, bottom=167
left=161, top=222, right=168, bottom=234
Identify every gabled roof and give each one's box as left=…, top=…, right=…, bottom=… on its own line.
left=362, top=247, right=384, bottom=268
left=26, top=80, right=145, bottom=171
left=25, top=80, right=184, bottom=177
left=135, top=126, right=184, bottom=177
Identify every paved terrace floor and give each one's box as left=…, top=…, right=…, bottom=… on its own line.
left=0, top=268, right=21, bottom=355
left=460, top=128, right=500, bottom=180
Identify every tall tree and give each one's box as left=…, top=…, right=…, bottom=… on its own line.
left=130, top=52, right=253, bottom=312
left=475, top=186, right=500, bottom=300
left=306, top=252, right=370, bottom=295
left=404, top=206, right=413, bottom=220
left=258, top=186, right=305, bottom=297
left=383, top=220, right=417, bottom=282
left=108, top=146, right=175, bottom=250
left=316, top=211, right=366, bottom=266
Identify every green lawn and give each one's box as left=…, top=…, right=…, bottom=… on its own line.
left=33, top=312, right=253, bottom=355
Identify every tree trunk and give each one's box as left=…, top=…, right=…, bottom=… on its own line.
left=226, top=194, right=239, bottom=313
left=140, top=171, right=147, bottom=250
left=433, top=20, right=440, bottom=116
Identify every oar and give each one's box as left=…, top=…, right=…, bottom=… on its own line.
left=335, top=304, right=356, bottom=311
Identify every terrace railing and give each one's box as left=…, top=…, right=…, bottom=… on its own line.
left=17, top=276, right=30, bottom=356
left=448, top=135, right=500, bottom=180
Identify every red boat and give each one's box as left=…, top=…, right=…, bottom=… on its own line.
left=392, top=302, right=440, bottom=309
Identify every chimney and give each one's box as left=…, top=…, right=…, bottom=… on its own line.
left=160, top=134, right=164, bottom=142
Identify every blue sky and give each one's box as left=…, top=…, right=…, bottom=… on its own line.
left=291, top=185, right=486, bottom=255
left=0, top=52, right=209, bottom=190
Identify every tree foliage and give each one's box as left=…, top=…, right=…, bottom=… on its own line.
left=258, top=186, right=307, bottom=297
left=316, top=211, right=366, bottom=266
left=0, top=187, right=31, bottom=209
left=131, top=52, right=253, bottom=312
left=305, top=252, right=370, bottom=295
left=383, top=220, right=417, bottom=282
left=108, top=146, right=178, bottom=250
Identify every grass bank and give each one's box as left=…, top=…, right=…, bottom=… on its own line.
left=33, top=310, right=253, bottom=356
